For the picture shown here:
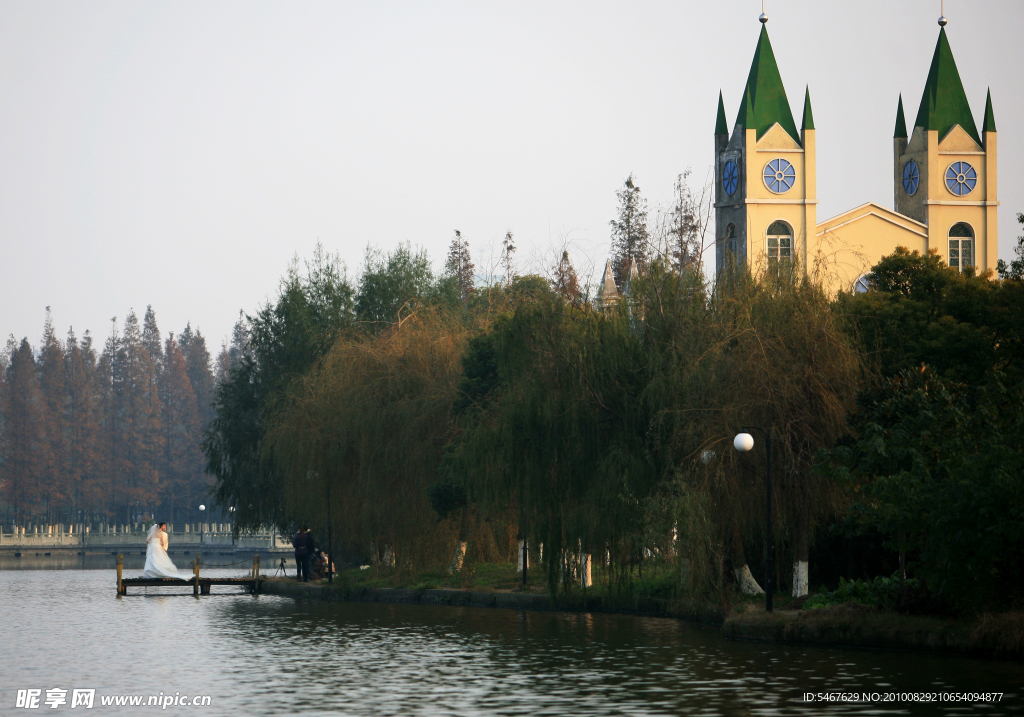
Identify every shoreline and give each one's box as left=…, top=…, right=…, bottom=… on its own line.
left=258, top=578, right=1023, bottom=661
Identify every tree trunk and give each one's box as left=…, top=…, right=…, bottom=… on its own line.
left=792, top=507, right=809, bottom=598
left=449, top=508, right=470, bottom=574
left=730, top=528, right=764, bottom=595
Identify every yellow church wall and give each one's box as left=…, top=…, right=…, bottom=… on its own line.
left=743, top=124, right=817, bottom=273
left=815, top=204, right=928, bottom=291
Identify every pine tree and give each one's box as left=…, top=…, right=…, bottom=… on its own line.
left=444, top=231, right=475, bottom=302
left=609, top=175, right=650, bottom=289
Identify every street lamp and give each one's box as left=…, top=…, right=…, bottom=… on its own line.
left=733, top=429, right=774, bottom=613
left=228, top=507, right=235, bottom=547
left=198, top=505, right=206, bottom=545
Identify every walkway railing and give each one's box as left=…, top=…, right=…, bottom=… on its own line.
left=0, top=526, right=290, bottom=550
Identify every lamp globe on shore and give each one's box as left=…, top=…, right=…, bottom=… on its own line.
left=734, top=432, right=755, bottom=452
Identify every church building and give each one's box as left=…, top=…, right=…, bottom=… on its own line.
left=715, top=13, right=998, bottom=290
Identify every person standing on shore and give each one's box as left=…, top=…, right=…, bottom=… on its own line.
left=292, top=526, right=311, bottom=582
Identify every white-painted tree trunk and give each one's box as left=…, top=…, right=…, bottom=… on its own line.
left=734, top=564, right=765, bottom=595
left=384, top=544, right=395, bottom=567
left=538, top=543, right=543, bottom=563
left=517, top=539, right=529, bottom=572
left=581, top=553, right=592, bottom=588
left=449, top=541, right=467, bottom=574
left=792, top=560, right=808, bottom=597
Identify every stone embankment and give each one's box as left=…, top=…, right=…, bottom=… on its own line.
left=259, top=579, right=1023, bottom=660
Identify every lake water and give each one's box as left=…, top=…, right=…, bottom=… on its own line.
left=2, top=570, right=1022, bottom=716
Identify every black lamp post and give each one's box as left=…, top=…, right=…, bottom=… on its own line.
left=198, top=504, right=205, bottom=545
left=734, top=429, right=774, bottom=613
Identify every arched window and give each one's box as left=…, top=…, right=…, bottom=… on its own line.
left=724, top=223, right=737, bottom=256
left=853, top=274, right=872, bottom=294
left=948, top=222, right=974, bottom=272
left=766, top=221, right=793, bottom=260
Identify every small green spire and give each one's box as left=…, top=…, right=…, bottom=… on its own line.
left=734, top=25, right=799, bottom=143
left=914, top=28, right=981, bottom=145
left=894, top=94, right=908, bottom=138
left=801, top=86, right=814, bottom=131
left=983, top=88, right=996, bottom=133
left=715, top=91, right=728, bottom=135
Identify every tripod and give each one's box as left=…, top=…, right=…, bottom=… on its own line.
left=273, top=557, right=289, bottom=578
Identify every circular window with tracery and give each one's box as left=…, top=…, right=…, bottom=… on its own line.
left=763, top=158, right=795, bottom=194
left=945, top=161, right=977, bottom=196
left=902, top=161, right=920, bottom=196
left=723, top=160, right=739, bottom=196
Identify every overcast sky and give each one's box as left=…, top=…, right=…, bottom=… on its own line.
left=2, top=0, right=1021, bottom=353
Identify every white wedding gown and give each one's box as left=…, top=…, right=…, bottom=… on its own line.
left=142, top=527, right=180, bottom=578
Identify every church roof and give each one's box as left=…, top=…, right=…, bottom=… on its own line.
left=983, top=89, right=996, bottom=133
left=597, top=259, right=619, bottom=303
left=715, top=91, right=728, bottom=136
left=914, top=28, right=981, bottom=145
left=894, top=95, right=908, bottom=139
left=801, top=86, right=814, bottom=132
left=734, top=25, right=800, bottom=144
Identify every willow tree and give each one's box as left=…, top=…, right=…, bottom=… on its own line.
left=449, top=292, right=655, bottom=595
left=637, top=261, right=863, bottom=597
left=264, top=309, right=471, bottom=572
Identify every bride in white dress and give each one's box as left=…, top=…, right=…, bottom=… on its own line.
left=143, top=522, right=180, bottom=578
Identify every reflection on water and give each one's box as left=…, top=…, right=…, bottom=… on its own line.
left=1, top=571, right=1021, bottom=716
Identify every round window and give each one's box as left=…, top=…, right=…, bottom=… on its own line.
left=944, top=161, right=977, bottom=196
left=723, top=160, right=739, bottom=196
left=763, top=158, right=795, bottom=194
left=902, top=161, right=920, bottom=196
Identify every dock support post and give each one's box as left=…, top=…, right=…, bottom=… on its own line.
left=193, top=555, right=201, bottom=596
left=116, top=554, right=124, bottom=596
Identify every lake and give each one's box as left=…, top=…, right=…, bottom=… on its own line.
left=1, top=569, right=1021, bottom=715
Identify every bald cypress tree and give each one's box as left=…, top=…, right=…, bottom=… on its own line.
left=160, top=334, right=201, bottom=523
left=37, top=309, right=70, bottom=519
left=142, top=305, right=163, bottom=372
left=179, top=324, right=215, bottom=430
left=113, top=311, right=163, bottom=521
left=2, top=338, right=46, bottom=522
left=65, top=328, right=100, bottom=519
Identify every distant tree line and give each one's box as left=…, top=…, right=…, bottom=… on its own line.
left=0, top=305, right=249, bottom=527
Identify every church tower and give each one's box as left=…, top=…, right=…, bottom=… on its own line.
left=715, top=16, right=816, bottom=273
left=893, top=25, right=998, bottom=272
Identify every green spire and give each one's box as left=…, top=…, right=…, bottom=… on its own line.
left=914, top=28, right=981, bottom=145
left=734, top=25, right=799, bottom=144
left=983, top=88, right=996, bottom=133
left=801, top=86, right=814, bottom=131
left=894, top=95, right=907, bottom=138
left=715, top=91, right=728, bottom=135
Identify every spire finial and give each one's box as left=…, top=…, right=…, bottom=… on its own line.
left=759, top=0, right=768, bottom=24
left=938, top=0, right=947, bottom=26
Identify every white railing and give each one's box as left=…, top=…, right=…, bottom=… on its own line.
left=0, top=527, right=290, bottom=550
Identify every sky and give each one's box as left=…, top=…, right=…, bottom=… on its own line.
left=1, top=0, right=1022, bottom=354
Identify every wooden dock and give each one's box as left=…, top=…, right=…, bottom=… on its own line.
left=116, top=554, right=262, bottom=596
